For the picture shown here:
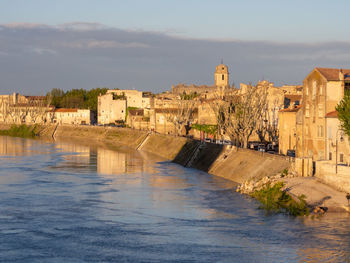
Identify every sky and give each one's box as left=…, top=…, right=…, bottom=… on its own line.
left=1, top=0, right=350, bottom=94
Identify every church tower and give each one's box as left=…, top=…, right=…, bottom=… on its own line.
left=215, top=63, right=229, bottom=87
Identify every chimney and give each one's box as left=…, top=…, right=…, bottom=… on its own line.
left=339, top=69, right=344, bottom=81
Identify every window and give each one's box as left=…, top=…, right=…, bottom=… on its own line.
left=329, top=152, right=332, bottom=160
left=312, top=81, right=316, bottom=100
left=305, top=104, right=310, bottom=118
left=340, top=153, right=344, bottom=163
left=345, top=82, right=350, bottom=95
left=317, top=125, right=324, bottom=137
left=222, top=74, right=224, bottom=81
left=318, top=104, right=323, bottom=118
left=328, top=127, right=332, bottom=139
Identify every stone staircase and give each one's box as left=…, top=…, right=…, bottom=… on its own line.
left=185, top=142, right=205, bottom=168
left=136, top=133, right=151, bottom=150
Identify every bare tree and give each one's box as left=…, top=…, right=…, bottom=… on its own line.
left=164, top=99, right=197, bottom=136
left=216, top=85, right=268, bottom=148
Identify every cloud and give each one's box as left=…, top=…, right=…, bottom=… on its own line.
left=1, top=22, right=350, bottom=95
left=2, top=22, right=50, bottom=29
left=58, top=22, right=109, bottom=31
left=32, top=48, right=57, bottom=55
left=60, top=40, right=149, bottom=49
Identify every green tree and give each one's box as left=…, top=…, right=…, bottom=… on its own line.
left=336, top=90, right=350, bottom=138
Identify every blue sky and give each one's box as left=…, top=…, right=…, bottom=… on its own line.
left=1, top=0, right=348, bottom=42
left=0, top=0, right=349, bottom=94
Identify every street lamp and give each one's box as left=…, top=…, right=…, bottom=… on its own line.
left=336, top=129, right=344, bottom=174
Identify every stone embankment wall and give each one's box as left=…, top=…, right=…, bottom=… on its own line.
left=0, top=123, right=291, bottom=184
left=316, top=161, right=350, bottom=193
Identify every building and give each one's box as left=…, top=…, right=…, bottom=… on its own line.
left=98, top=90, right=153, bottom=125
left=98, top=93, right=127, bottom=125
left=0, top=93, right=52, bottom=124
left=300, top=67, right=350, bottom=162
left=49, top=108, right=93, bottom=125
left=106, top=90, right=153, bottom=109
left=278, top=106, right=301, bottom=155
left=172, top=63, right=233, bottom=97
left=325, top=111, right=350, bottom=165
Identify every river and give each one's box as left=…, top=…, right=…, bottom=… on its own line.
left=0, top=136, right=349, bottom=262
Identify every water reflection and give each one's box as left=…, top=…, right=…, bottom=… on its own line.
left=0, top=135, right=350, bottom=262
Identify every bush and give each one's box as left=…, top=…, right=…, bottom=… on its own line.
left=0, top=124, right=36, bottom=138
left=250, top=182, right=309, bottom=216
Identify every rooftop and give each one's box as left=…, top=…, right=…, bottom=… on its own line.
left=315, top=68, right=350, bottom=81
left=325, top=111, right=338, bottom=118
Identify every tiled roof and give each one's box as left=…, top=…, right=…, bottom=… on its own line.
left=279, top=105, right=302, bottom=113
left=53, top=108, right=78, bottom=113
left=325, top=111, right=338, bottom=118
left=285, top=95, right=302, bottom=102
left=315, top=68, right=350, bottom=81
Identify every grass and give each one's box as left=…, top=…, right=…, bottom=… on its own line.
left=0, top=124, right=37, bottom=138
left=250, top=182, right=309, bottom=216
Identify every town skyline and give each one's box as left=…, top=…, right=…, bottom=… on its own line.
left=2, top=1, right=350, bottom=95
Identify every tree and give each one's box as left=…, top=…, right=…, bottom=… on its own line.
left=164, top=99, right=197, bottom=136
left=217, top=85, right=268, bottom=148
left=336, top=91, right=350, bottom=138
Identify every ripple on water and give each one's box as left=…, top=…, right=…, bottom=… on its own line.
left=0, top=136, right=349, bottom=262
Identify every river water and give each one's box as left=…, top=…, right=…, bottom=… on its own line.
left=0, top=136, right=350, bottom=262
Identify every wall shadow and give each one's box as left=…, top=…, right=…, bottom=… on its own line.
left=172, top=140, right=225, bottom=172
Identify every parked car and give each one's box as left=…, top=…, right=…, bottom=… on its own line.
left=215, top=139, right=223, bottom=144
left=204, top=138, right=212, bottom=143
left=223, top=140, right=233, bottom=145
left=248, top=141, right=260, bottom=150
left=286, top=149, right=295, bottom=157
left=258, top=144, right=266, bottom=152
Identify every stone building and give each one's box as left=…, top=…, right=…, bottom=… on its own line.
left=0, top=93, right=52, bottom=124
left=98, top=89, right=153, bottom=125
left=98, top=93, right=127, bottom=125
left=172, top=63, right=234, bottom=97
left=278, top=105, right=301, bottom=155
left=49, top=108, right=94, bottom=125
left=300, top=67, right=350, bottom=163
left=325, top=111, right=350, bottom=166
left=106, top=90, right=153, bottom=109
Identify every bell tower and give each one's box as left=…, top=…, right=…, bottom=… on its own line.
left=215, top=63, right=229, bottom=87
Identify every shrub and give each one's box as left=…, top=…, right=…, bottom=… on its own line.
left=250, top=182, right=309, bottom=216
left=0, top=124, right=36, bottom=138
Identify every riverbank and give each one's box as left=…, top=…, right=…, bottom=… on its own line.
left=0, top=123, right=348, bottom=214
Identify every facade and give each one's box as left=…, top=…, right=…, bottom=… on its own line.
left=0, top=93, right=51, bottom=124
left=300, top=68, right=350, bottom=161
left=106, top=90, right=153, bottom=109
left=278, top=106, right=301, bottom=155
left=50, top=108, right=93, bottom=125
left=98, top=93, right=126, bottom=125
left=172, top=63, right=234, bottom=97
left=98, top=89, right=153, bottom=125
left=325, top=111, right=350, bottom=165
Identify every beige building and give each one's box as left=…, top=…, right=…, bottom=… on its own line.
left=325, top=111, right=350, bottom=165
left=50, top=108, right=93, bottom=125
left=278, top=106, right=301, bottom=155
left=106, top=89, right=153, bottom=109
left=98, top=93, right=127, bottom=124
left=98, top=89, right=153, bottom=125
left=0, top=93, right=52, bottom=124
left=300, top=67, right=350, bottom=162
left=172, top=63, right=234, bottom=98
